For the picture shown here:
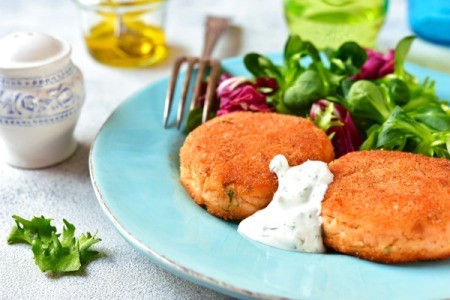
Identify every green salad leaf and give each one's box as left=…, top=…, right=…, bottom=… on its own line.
left=360, top=105, right=450, bottom=158
left=394, top=35, right=415, bottom=80
left=347, top=80, right=394, bottom=123
left=7, top=216, right=101, bottom=273
left=408, top=104, right=450, bottom=131
left=386, top=78, right=410, bottom=106
left=283, top=70, right=325, bottom=111
left=330, top=41, right=367, bottom=76
left=309, top=102, right=343, bottom=135
left=243, top=53, right=283, bottom=84
left=185, top=107, right=203, bottom=133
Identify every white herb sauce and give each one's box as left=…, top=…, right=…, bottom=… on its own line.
left=237, top=154, right=333, bottom=253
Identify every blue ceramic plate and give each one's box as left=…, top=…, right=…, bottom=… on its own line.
left=90, top=55, right=450, bottom=299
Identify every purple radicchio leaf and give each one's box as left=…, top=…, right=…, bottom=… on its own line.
left=352, top=49, right=395, bottom=80
left=216, top=74, right=275, bottom=116
left=310, top=100, right=363, bottom=158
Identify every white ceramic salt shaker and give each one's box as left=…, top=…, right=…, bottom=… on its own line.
left=0, top=32, right=85, bottom=168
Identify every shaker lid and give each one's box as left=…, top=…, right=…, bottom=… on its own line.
left=0, top=32, right=71, bottom=72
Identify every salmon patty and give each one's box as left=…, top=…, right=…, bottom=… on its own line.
left=179, top=112, right=334, bottom=220
left=322, top=150, right=450, bottom=263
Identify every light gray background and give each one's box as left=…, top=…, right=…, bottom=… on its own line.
left=0, top=0, right=416, bottom=299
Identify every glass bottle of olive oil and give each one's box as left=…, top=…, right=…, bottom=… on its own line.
left=284, top=0, right=388, bottom=49
left=78, top=0, right=167, bottom=67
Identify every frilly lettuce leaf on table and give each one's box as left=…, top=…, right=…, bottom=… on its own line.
left=7, top=215, right=101, bottom=273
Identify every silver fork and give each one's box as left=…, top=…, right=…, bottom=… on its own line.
left=163, top=16, right=230, bottom=129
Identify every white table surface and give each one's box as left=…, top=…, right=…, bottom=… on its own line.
left=0, top=0, right=423, bottom=299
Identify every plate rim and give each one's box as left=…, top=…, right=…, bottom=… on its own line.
left=89, top=165, right=275, bottom=299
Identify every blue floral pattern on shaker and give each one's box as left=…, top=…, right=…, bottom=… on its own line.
left=0, top=63, right=84, bottom=126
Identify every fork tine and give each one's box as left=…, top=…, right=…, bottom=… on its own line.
left=190, top=58, right=208, bottom=111
left=202, top=59, right=221, bottom=123
left=163, top=56, right=186, bottom=128
left=177, top=57, right=198, bottom=129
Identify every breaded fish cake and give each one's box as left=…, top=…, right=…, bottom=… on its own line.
left=322, top=150, right=450, bottom=263
left=179, top=112, right=334, bottom=221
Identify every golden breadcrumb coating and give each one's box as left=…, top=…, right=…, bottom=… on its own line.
left=322, top=150, right=450, bottom=263
left=179, top=112, right=334, bottom=220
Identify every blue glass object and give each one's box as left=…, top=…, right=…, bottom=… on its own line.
left=408, top=0, right=450, bottom=45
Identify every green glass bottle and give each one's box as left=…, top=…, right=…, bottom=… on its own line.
left=284, top=0, right=388, bottom=49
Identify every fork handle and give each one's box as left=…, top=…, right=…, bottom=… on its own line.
left=201, top=16, right=230, bottom=57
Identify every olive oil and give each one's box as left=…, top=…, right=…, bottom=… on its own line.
left=84, top=0, right=167, bottom=67
left=284, top=0, right=388, bottom=49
